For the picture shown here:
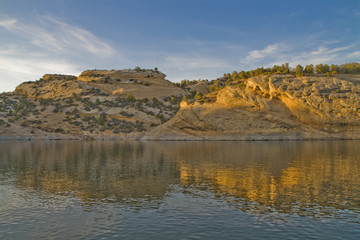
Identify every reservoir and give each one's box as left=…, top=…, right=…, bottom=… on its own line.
left=1, top=140, right=360, bottom=239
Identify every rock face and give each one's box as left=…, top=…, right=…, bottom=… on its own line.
left=142, top=74, right=360, bottom=140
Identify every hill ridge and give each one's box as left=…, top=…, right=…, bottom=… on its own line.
left=1, top=69, right=360, bottom=140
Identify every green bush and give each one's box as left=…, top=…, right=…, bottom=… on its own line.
left=97, top=112, right=107, bottom=126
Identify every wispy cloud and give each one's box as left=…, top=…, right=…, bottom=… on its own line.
left=0, top=46, right=82, bottom=92
left=245, top=43, right=284, bottom=61
left=0, top=16, right=115, bottom=57
left=240, top=43, right=290, bottom=69
left=241, top=41, right=357, bottom=70
left=0, top=55, right=81, bottom=92
left=0, top=18, right=17, bottom=29
left=347, top=51, right=360, bottom=59
left=0, top=54, right=80, bottom=76
left=289, top=45, right=354, bottom=66
left=0, top=16, right=118, bottom=91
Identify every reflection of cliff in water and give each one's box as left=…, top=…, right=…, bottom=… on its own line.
left=1, top=140, right=360, bottom=217
left=172, top=141, right=360, bottom=216
left=0, top=141, right=179, bottom=205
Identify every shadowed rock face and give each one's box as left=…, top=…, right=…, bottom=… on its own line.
left=142, top=74, right=360, bottom=140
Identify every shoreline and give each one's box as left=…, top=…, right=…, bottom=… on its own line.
left=1, top=134, right=359, bottom=141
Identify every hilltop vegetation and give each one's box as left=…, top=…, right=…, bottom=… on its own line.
left=224, top=62, right=360, bottom=81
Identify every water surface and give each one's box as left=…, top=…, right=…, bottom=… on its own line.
left=1, top=140, right=360, bottom=239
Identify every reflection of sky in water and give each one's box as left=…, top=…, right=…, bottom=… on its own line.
left=1, top=140, right=360, bottom=239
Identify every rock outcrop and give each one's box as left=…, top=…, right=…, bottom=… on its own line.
left=142, top=74, right=360, bottom=140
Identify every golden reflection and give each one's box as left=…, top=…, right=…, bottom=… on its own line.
left=176, top=141, right=360, bottom=213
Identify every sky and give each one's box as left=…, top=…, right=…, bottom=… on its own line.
left=0, top=0, right=359, bottom=92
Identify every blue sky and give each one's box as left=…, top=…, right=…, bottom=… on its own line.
left=0, top=0, right=359, bottom=92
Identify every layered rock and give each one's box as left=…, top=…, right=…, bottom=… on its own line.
left=142, top=74, right=360, bottom=140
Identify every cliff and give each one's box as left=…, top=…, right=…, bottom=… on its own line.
left=142, top=74, right=360, bottom=140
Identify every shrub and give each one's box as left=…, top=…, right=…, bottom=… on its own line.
left=55, top=128, right=65, bottom=133
left=97, top=112, right=107, bottom=125
left=126, top=93, right=136, bottom=102
left=152, top=97, right=160, bottom=105
left=194, top=91, right=202, bottom=100
left=120, top=111, right=134, bottom=117
left=156, top=113, right=166, bottom=123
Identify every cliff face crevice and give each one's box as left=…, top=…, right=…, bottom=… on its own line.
left=142, top=74, right=360, bottom=140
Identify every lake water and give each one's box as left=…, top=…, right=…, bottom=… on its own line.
left=0, top=140, right=360, bottom=239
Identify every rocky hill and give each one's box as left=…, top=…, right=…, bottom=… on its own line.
left=1, top=69, right=359, bottom=140
left=142, top=74, right=360, bottom=140
left=0, top=69, right=185, bottom=139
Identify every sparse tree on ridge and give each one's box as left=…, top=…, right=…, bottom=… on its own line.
left=232, top=71, right=239, bottom=81
left=219, top=62, right=358, bottom=84
left=315, top=64, right=330, bottom=74
left=282, top=63, right=290, bottom=73
left=315, top=64, right=324, bottom=74
left=239, top=71, right=246, bottom=79
left=304, top=64, right=315, bottom=75
left=323, top=64, right=330, bottom=73
left=330, top=64, right=338, bottom=73
left=295, top=64, right=304, bottom=76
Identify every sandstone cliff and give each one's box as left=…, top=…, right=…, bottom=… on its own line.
left=142, top=74, right=360, bottom=140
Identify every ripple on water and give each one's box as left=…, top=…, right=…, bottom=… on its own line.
left=1, top=140, right=360, bottom=239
